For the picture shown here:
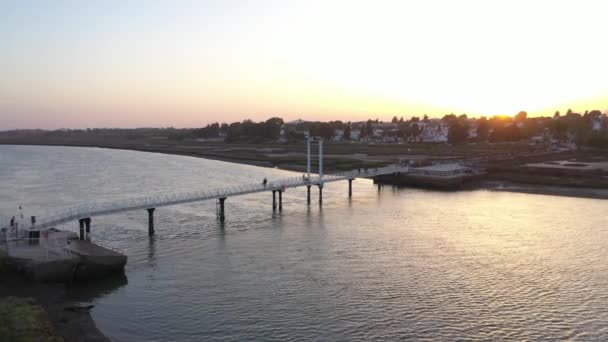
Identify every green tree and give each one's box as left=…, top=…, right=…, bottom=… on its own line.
left=476, top=116, right=490, bottom=141
left=514, top=111, right=527, bottom=122
left=448, top=121, right=468, bottom=144
left=344, top=122, right=351, bottom=140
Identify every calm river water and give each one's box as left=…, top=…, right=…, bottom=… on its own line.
left=1, top=145, right=607, bottom=341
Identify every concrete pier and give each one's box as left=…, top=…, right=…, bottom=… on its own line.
left=78, top=219, right=85, bottom=240
left=84, top=218, right=91, bottom=241
left=218, top=198, right=226, bottom=221
left=147, top=208, right=155, bottom=236
left=0, top=228, right=127, bottom=282
left=278, top=190, right=283, bottom=211
left=272, top=190, right=277, bottom=210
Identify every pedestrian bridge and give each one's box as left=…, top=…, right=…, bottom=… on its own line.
left=5, top=164, right=411, bottom=237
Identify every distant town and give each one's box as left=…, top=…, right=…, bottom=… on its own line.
left=3, top=110, right=607, bottom=150
left=192, top=110, right=608, bottom=149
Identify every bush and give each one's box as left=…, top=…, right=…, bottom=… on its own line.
left=0, top=297, right=63, bottom=342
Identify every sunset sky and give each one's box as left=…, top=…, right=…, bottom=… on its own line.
left=1, top=0, right=607, bottom=129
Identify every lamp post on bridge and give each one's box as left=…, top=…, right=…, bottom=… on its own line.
left=306, top=133, right=324, bottom=205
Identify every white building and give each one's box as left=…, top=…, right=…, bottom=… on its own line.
left=419, top=120, right=448, bottom=142
left=333, top=129, right=344, bottom=141
left=592, top=119, right=602, bottom=131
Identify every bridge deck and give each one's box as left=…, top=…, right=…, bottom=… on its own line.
left=7, top=165, right=410, bottom=231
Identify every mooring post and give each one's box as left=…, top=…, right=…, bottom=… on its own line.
left=147, top=208, right=155, bottom=236
left=78, top=219, right=85, bottom=240
left=272, top=190, right=277, bottom=211
left=306, top=185, right=311, bottom=205
left=348, top=179, right=353, bottom=197
left=278, top=190, right=283, bottom=211
left=84, top=218, right=91, bottom=241
left=218, top=197, right=226, bottom=221
left=318, top=185, right=323, bottom=205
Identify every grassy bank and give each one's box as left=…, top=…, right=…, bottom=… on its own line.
left=0, top=249, right=110, bottom=342
left=0, top=297, right=63, bottom=342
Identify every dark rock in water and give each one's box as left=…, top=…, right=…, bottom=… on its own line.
left=65, top=304, right=95, bottom=312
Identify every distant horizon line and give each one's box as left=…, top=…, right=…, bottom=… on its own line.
left=3, top=108, right=607, bottom=132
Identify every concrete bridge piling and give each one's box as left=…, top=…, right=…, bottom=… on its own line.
left=318, top=185, right=323, bottom=205
left=84, top=218, right=91, bottom=240
left=78, top=219, right=84, bottom=240
left=272, top=190, right=283, bottom=211
left=218, top=197, right=226, bottom=221
left=307, top=185, right=311, bottom=205
left=147, top=208, right=155, bottom=236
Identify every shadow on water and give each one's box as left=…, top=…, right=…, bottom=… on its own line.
left=147, top=235, right=157, bottom=266
left=65, top=274, right=128, bottom=303
left=216, top=219, right=226, bottom=244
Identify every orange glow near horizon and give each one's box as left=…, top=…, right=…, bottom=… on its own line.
left=1, top=0, right=607, bottom=129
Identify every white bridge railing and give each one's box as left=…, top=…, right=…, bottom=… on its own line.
left=8, top=165, right=409, bottom=231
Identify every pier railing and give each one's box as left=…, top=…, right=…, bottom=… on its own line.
left=0, top=237, right=73, bottom=260
left=13, top=164, right=409, bottom=231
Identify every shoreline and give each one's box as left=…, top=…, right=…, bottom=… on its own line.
left=483, top=181, right=608, bottom=200
left=3, top=142, right=607, bottom=200
left=0, top=251, right=111, bottom=342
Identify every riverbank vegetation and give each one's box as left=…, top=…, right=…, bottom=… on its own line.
left=2, top=110, right=607, bottom=147
left=0, top=297, right=63, bottom=342
left=1, top=112, right=607, bottom=189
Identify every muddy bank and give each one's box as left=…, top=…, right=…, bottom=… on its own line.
left=481, top=181, right=608, bottom=200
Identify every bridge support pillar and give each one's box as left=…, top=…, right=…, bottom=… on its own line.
left=272, top=190, right=277, bottom=211
left=147, top=208, right=155, bottom=236
left=348, top=179, right=353, bottom=198
left=218, top=198, right=226, bottom=221
left=278, top=190, right=283, bottom=211
left=78, top=219, right=85, bottom=240
left=318, top=185, right=323, bottom=205
left=84, top=218, right=91, bottom=241
left=306, top=185, right=311, bottom=205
